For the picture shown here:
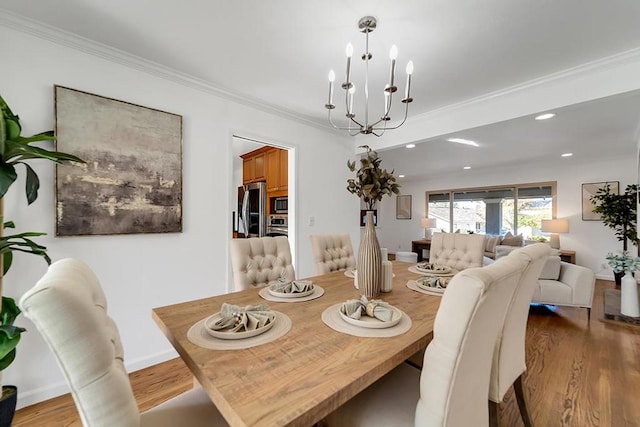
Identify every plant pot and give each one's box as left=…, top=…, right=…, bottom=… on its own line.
left=358, top=211, right=382, bottom=298
left=621, top=271, right=640, bottom=317
left=0, top=386, right=17, bottom=427
left=614, top=271, right=624, bottom=289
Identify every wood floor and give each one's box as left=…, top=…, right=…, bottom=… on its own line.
left=13, top=280, right=640, bottom=426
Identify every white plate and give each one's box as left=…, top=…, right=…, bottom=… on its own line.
left=415, top=278, right=446, bottom=294
left=344, top=268, right=356, bottom=278
left=415, top=263, right=453, bottom=274
left=204, top=312, right=276, bottom=340
left=338, top=304, right=403, bottom=329
left=267, top=284, right=315, bottom=298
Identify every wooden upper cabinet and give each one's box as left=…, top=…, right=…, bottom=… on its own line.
left=265, top=148, right=288, bottom=192
left=241, top=147, right=269, bottom=184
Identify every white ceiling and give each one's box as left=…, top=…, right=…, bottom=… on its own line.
left=2, top=0, right=640, bottom=178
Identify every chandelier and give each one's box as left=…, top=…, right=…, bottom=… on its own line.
left=325, top=16, right=414, bottom=137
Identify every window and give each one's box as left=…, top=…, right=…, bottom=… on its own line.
left=426, top=182, right=556, bottom=239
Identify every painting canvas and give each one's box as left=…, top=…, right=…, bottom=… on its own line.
left=396, top=195, right=412, bottom=219
left=55, top=86, right=183, bottom=236
left=582, top=181, right=619, bottom=221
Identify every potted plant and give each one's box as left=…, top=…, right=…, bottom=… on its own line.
left=590, top=183, right=638, bottom=286
left=347, top=145, right=400, bottom=298
left=0, top=93, right=84, bottom=424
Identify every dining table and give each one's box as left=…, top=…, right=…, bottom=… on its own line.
left=152, top=261, right=442, bottom=426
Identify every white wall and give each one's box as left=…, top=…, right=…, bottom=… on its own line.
left=376, top=155, right=637, bottom=280
left=0, top=24, right=359, bottom=407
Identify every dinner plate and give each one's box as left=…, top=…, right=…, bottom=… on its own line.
left=415, top=277, right=447, bottom=294
left=267, top=283, right=315, bottom=298
left=204, top=312, right=276, bottom=340
left=338, top=304, right=403, bottom=329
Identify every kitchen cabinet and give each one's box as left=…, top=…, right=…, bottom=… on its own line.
left=266, top=148, right=288, bottom=192
left=241, top=147, right=268, bottom=184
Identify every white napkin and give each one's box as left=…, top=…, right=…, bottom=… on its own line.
left=416, top=262, right=449, bottom=272
left=341, top=296, right=394, bottom=322
left=210, top=303, right=275, bottom=332
left=417, top=276, right=451, bottom=289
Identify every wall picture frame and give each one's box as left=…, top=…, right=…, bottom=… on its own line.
left=55, top=85, right=183, bottom=236
left=582, top=181, right=619, bottom=221
left=396, top=195, right=412, bottom=219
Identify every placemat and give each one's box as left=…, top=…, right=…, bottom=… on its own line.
left=406, top=280, right=445, bottom=297
left=408, top=265, right=458, bottom=276
left=187, top=311, right=292, bottom=350
left=258, top=285, right=325, bottom=302
left=321, top=303, right=412, bottom=338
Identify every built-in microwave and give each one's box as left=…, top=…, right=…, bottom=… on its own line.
left=272, top=196, right=288, bottom=214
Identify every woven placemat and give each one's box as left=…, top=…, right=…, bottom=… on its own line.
left=321, top=303, right=412, bottom=338
left=187, top=311, right=292, bottom=350
left=258, top=285, right=325, bottom=302
left=406, top=280, right=445, bottom=297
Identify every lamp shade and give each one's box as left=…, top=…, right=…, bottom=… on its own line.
left=541, top=219, right=569, bottom=233
left=421, top=218, right=437, bottom=228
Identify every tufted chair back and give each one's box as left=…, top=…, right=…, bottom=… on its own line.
left=20, top=258, right=141, bottom=427
left=230, top=236, right=295, bottom=291
left=429, top=232, right=485, bottom=270
left=309, top=233, right=356, bottom=275
left=415, top=254, right=526, bottom=426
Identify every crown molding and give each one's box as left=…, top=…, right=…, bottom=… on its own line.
left=0, top=9, right=335, bottom=134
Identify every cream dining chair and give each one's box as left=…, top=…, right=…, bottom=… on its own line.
left=429, top=232, right=486, bottom=270
left=230, top=235, right=295, bottom=291
left=309, top=233, right=356, bottom=275
left=489, top=243, right=551, bottom=427
left=323, top=251, right=527, bottom=426
left=19, top=258, right=228, bottom=427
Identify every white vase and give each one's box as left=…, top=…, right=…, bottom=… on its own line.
left=620, top=271, right=640, bottom=317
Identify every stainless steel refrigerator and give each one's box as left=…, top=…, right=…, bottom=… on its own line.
left=237, top=181, right=266, bottom=237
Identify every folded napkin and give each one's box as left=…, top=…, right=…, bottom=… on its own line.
left=416, top=262, right=449, bottom=272
left=209, top=303, right=275, bottom=333
left=269, top=277, right=314, bottom=294
left=341, top=296, right=394, bottom=322
left=417, top=276, right=451, bottom=289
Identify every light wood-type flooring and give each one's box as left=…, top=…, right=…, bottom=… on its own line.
left=12, top=280, right=640, bottom=426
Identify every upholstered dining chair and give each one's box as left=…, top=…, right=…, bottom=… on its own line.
left=489, top=243, right=550, bottom=427
left=19, top=258, right=228, bottom=427
left=309, top=233, right=356, bottom=275
left=323, top=250, right=527, bottom=426
left=230, top=235, right=295, bottom=291
left=429, top=232, right=486, bottom=271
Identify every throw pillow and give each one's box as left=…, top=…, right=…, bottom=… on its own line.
left=539, top=256, right=561, bottom=280
left=501, top=233, right=523, bottom=247
left=485, top=235, right=501, bottom=253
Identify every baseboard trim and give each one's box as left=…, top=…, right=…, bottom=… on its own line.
left=16, top=349, right=177, bottom=409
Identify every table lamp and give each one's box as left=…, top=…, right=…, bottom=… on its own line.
left=421, top=217, right=437, bottom=240
left=541, top=219, right=569, bottom=249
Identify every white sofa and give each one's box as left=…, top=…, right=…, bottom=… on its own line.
left=497, top=248, right=595, bottom=320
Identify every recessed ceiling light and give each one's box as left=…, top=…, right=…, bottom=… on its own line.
left=535, top=113, right=556, bottom=120
left=398, top=174, right=405, bottom=178
left=561, top=153, right=573, bottom=157
left=447, top=138, right=479, bottom=147
left=405, top=144, right=416, bottom=148
left=463, top=166, right=471, bottom=170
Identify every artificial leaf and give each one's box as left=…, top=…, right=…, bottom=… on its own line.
left=24, top=163, right=40, bottom=205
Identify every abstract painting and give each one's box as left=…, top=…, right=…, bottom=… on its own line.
left=55, top=86, right=182, bottom=236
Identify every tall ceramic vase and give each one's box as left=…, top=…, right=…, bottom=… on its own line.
left=620, top=271, right=640, bottom=317
left=358, top=211, right=382, bottom=298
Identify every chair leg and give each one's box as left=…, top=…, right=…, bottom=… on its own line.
left=489, top=400, right=500, bottom=427
left=587, top=307, right=591, bottom=322
left=514, top=375, right=534, bottom=427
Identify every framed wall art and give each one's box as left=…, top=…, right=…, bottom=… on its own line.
left=55, top=85, right=183, bottom=236
left=396, top=195, right=412, bottom=219
left=581, top=181, right=619, bottom=221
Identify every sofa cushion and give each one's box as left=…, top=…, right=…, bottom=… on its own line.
left=539, top=255, right=561, bottom=280
left=501, top=232, right=523, bottom=247
left=534, top=279, right=572, bottom=303
left=484, top=235, right=501, bottom=253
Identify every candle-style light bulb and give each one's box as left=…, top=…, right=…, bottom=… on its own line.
left=404, top=61, right=414, bottom=99
left=389, top=45, right=398, bottom=60
left=327, top=70, right=335, bottom=106
left=345, top=43, right=353, bottom=86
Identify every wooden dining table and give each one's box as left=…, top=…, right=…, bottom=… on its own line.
left=152, top=261, right=441, bottom=426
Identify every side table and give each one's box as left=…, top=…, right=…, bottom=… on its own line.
left=411, top=239, right=431, bottom=262
left=559, top=250, right=576, bottom=264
